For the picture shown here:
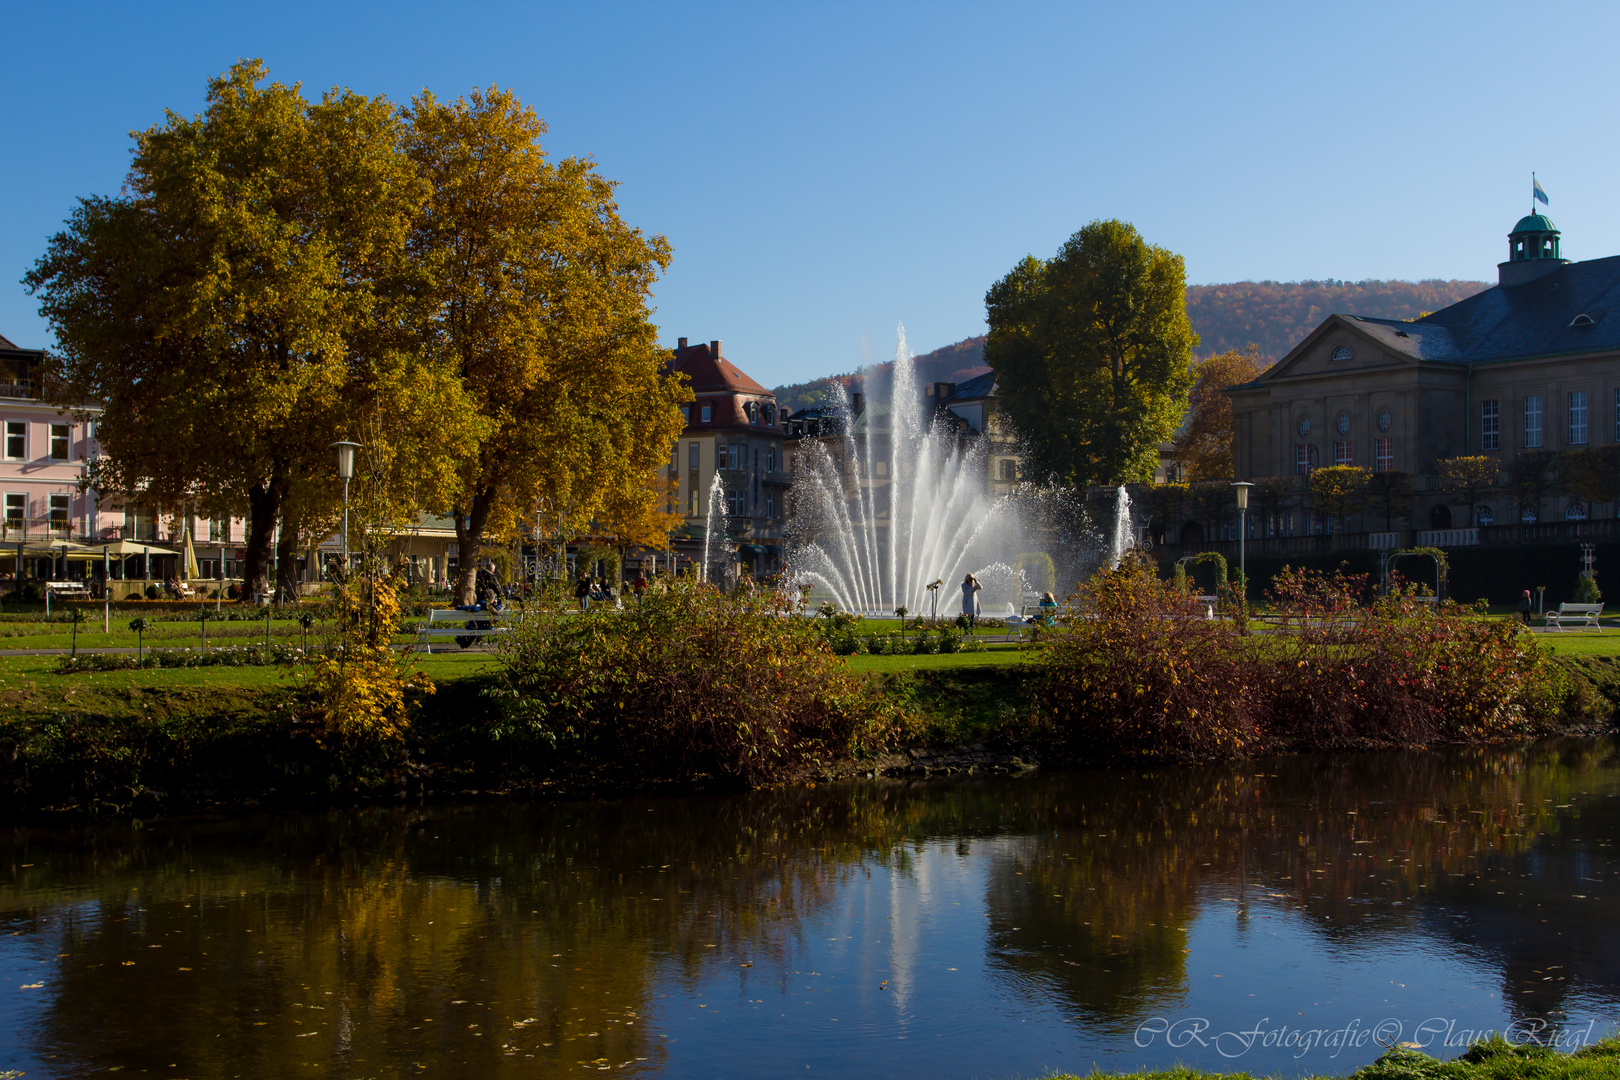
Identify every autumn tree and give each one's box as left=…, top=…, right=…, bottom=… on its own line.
left=1437, top=456, right=1500, bottom=527
left=27, top=60, right=468, bottom=597
left=1561, top=446, right=1620, bottom=518
left=1365, top=470, right=1415, bottom=531
left=1507, top=451, right=1560, bottom=523
left=1171, top=345, right=1263, bottom=481
left=984, top=220, right=1198, bottom=488
left=403, top=87, right=687, bottom=603
left=1307, top=466, right=1369, bottom=534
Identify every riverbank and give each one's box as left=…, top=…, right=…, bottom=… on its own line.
left=1046, top=1037, right=1620, bottom=1080
left=0, top=639, right=1614, bottom=816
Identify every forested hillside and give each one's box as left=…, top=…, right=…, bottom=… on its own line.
left=1184, top=278, right=1489, bottom=361
left=770, top=279, right=1491, bottom=411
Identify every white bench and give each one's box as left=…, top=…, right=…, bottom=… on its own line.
left=45, top=581, right=91, bottom=600
left=1545, top=602, right=1603, bottom=633
left=413, top=608, right=516, bottom=653
left=1001, top=614, right=1030, bottom=641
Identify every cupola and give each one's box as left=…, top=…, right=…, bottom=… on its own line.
left=1499, top=213, right=1569, bottom=286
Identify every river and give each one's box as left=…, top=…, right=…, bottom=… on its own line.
left=2, top=738, right=1617, bottom=1078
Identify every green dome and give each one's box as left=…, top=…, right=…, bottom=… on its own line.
left=1512, top=213, right=1558, bottom=234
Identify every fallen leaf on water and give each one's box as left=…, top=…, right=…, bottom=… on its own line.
left=19, top=983, right=43, bottom=989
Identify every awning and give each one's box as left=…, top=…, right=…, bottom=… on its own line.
left=96, top=540, right=179, bottom=557
left=11, top=541, right=105, bottom=561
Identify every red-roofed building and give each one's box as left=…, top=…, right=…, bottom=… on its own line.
left=666, top=338, right=791, bottom=578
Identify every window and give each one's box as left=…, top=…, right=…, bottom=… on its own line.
left=688, top=489, right=697, bottom=517
left=1524, top=396, right=1543, bottom=448
left=3, top=494, right=22, bottom=535
left=766, top=491, right=776, bottom=518
left=726, top=445, right=739, bottom=470
left=670, top=445, right=678, bottom=473
left=688, top=442, right=699, bottom=469
left=1569, top=391, right=1589, bottom=445
left=211, top=517, right=230, bottom=543
left=700, top=404, right=712, bottom=423
left=1000, top=459, right=1018, bottom=481
left=4, top=422, right=22, bottom=460
left=680, top=405, right=690, bottom=425
left=49, top=424, right=69, bottom=460
left=1294, top=444, right=1318, bottom=474
left=1331, top=346, right=1353, bottom=362
left=49, top=493, right=69, bottom=533
left=1333, top=440, right=1353, bottom=466
left=1374, top=438, right=1393, bottom=472
left=1521, top=506, right=1539, bottom=524
left=874, top=459, right=888, bottom=476
left=1615, top=388, right=1620, bottom=442
left=1477, top=505, right=1494, bottom=526
left=1566, top=502, right=1588, bottom=521
left=1480, top=399, right=1499, bottom=451
left=766, top=446, right=776, bottom=472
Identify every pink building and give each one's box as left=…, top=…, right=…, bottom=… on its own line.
left=0, top=333, right=99, bottom=557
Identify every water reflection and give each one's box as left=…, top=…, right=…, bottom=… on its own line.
left=2, top=739, right=1617, bottom=1078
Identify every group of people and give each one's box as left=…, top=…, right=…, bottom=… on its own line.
left=959, top=572, right=1058, bottom=629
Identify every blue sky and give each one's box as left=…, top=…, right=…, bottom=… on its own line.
left=2, top=2, right=1616, bottom=389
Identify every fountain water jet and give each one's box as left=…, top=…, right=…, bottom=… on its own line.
left=1108, top=485, right=1134, bottom=569
left=785, top=325, right=1066, bottom=616
left=701, top=472, right=727, bottom=583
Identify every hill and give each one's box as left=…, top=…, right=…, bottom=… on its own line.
left=770, top=279, right=1492, bottom=411
left=1184, top=278, right=1490, bottom=361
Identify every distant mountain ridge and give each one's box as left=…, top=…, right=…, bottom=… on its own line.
left=770, top=278, right=1492, bottom=413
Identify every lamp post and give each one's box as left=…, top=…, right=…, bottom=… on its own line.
left=331, top=441, right=361, bottom=576
left=1231, top=482, right=1253, bottom=616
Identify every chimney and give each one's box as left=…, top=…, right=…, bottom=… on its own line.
left=677, top=337, right=688, bottom=349
left=933, top=381, right=956, bottom=402
left=710, top=339, right=721, bottom=357
left=850, top=392, right=865, bottom=417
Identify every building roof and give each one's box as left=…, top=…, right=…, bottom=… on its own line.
left=1512, top=213, right=1559, bottom=234
left=941, top=371, right=996, bottom=402
left=1413, top=253, right=1620, bottom=363
left=669, top=340, right=771, bottom=396
left=1339, top=316, right=1463, bottom=362
left=0, top=333, right=18, bottom=350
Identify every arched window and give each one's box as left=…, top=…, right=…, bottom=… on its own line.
left=1476, top=505, right=1494, bottom=527
left=1566, top=502, right=1588, bottom=521
left=1521, top=506, right=1539, bottom=524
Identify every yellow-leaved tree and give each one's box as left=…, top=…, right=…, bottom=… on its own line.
left=1171, top=345, right=1264, bottom=481
left=28, top=60, right=475, bottom=597
left=403, top=87, right=689, bottom=603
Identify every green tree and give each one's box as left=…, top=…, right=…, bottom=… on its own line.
left=984, top=220, right=1197, bottom=487
left=1437, top=455, right=1499, bottom=528
left=27, top=60, right=467, bottom=598
left=402, top=87, right=687, bottom=603
left=1250, top=476, right=1298, bottom=539
left=1307, top=466, right=1369, bottom=534
left=1365, top=470, right=1415, bottom=531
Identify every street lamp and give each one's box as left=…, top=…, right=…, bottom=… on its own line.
left=331, top=441, right=362, bottom=576
left=1231, top=481, right=1253, bottom=616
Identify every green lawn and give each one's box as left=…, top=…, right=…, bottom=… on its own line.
left=842, top=646, right=1026, bottom=674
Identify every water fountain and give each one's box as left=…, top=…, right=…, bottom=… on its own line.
left=785, top=326, right=1072, bottom=616
left=701, top=472, right=726, bottom=584
left=1108, top=485, right=1134, bottom=569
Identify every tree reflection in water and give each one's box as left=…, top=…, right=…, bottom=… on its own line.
left=0, top=738, right=1615, bottom=1076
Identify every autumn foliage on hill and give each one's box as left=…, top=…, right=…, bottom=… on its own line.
left=1185, top=279, right=1489, bottom=361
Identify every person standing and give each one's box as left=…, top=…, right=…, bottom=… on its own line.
left=575, top=573, right=592, bottom=614
left=961, top=573, right=982, bottom=632
left=1518, top=589, right=1534, bottom=625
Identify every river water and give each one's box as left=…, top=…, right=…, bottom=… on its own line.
left=2, top=739, right=1617, bottom=1078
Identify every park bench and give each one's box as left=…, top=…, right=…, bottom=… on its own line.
left=1544, top=602, right=1604, bottom=633
left=44, top=581, right=91, bottom=600
left=413, top=607, right=516, bottom=653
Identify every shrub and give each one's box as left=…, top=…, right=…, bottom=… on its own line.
left=306, top=571, right=431, bottom=749
left=492, top=582, right=899, bottom=784
left=935, top=629, right=962, bottom=653
left=1034, top=558, right=1262, bottom=762
left=911, top=631, right=939, bottom=655
left=55, top=643, right=315, bottom=673
left=1575, top=572, right=1602, bottom=603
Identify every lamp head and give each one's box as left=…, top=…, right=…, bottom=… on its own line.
left=1231, top=480, right=1253, bottom=511
left=330, top=441, right=362, bottom=480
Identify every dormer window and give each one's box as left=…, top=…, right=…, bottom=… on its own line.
left=1570, top=313, right=1595, bottom=327
left=700, top=404, right=712, bottom=423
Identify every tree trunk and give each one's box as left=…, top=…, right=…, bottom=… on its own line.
left=275, top=510, right=303, bottom=604
left=243, top=467, right=288, bottom=601
left=453, top=487, right=496, bottom=606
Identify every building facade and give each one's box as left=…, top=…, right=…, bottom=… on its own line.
left=667, top=338, right=791, bottom=577
left=1222, top=210, right=1620, bottom=543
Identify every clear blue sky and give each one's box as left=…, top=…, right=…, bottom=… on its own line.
left=2, top=2, right=1616, bottom=389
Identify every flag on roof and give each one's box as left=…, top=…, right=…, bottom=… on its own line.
left=1534, top=176, right=1549, bottom=206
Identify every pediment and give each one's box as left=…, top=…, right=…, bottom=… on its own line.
left=1261, top=315, right=1421, bottom=382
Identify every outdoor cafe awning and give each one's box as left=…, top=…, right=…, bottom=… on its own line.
left=96, top=540, right=179, bottom=558
left=10, top=541, right=106, bottom=561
